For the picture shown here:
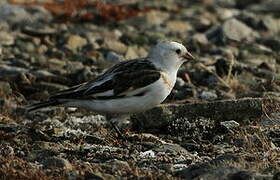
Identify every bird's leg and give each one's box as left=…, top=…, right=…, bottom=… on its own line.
left=109, top=121, right=125, bottom=139
left=106, top=114, right=129, bottom=139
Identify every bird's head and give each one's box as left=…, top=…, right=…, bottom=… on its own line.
left=149, top=41, right=195, bottom=71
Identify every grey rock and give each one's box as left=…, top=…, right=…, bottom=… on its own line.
left=0, top=65, right=29, bottom=77
left=222, top=18, right=257, bottom=42
left=32, top=70, right=56, bottom=79
left=66, top=35, right=88, bottom=50
left=175, top=77, right=186, bottom=89
left=237, top=11, right=262, bottom=30
left=189, top=33, right=209, bottom=47
left=22, top=25, right=56, bottom=36
left=221, top=120, right=240, bottom=129
left=125, top=45, right=148, bottom=59
left=64, top=61, right=84, bottom=73
left=42, top=157, right=72, bottom=170
left=0, top=5, right=52, bottom=26
left=132, top=98, right=263, bottom=131
left=165, top=20, right=192, bottom=33
left=0, top=31, right=14, bottom=46
left=63, top=115, right=106, bottom=130
left=105, top=51, right=124, bottom=64
left=126, top=10, right=170, bottom=29
left=0, top=81, right=12, bottom=96
left=104, top=39, right=128, bottom=54
left=176, top=154, right=245, bottom=179
left=0, top=5, right=30, bottom=25
left=260, top=16, right=280, bottom=34
left=199, top=91, right=218, bottom=100
left=153, top=143, right=189, bottom=155
left=249, top=0, right=280, bottom=13
left=24, top=5, right=53, bottom=23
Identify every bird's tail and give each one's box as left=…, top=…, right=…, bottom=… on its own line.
left=26, top=100, right=61, bottom=112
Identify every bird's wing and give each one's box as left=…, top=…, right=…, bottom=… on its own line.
left=49, top=58, right=161, bottom=100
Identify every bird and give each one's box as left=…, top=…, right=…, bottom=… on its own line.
left=26, top=41, right=195, bottom=135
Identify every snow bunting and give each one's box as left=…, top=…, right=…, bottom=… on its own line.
left=27, top=41, right=195, bottom=114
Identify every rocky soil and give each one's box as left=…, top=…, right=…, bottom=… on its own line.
left=0, top=0, right=280, bottom=179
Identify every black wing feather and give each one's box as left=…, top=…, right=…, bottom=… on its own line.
left=48, top=58, right=160, bottom=100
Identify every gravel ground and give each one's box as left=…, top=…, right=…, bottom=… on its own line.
left=0, top=0, right=280, bottom=179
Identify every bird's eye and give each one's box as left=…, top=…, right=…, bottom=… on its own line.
left=175, top=49, right=181, bottom=55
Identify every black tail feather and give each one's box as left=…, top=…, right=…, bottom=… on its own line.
left=26, top=100, right=61, bottom=112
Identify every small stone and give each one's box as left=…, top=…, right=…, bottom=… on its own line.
left=0, top=81, right=12, bottom=96
left=104, top=39, right=128, bottom=54
left=221, top=120, right=240, bottom=129
left=144, top=10, right=170, bottom=26
left=140, top=150, right=156, bottom=158
left=125, top=46, right=148, bottom=59
left=222, top=18, right=256, bottom=42
left=166, top=20, right=192, bottom=32
left=261, top=16, right=280, bottom=34
left=0, top=65, right=28, bottom=76
left=25, top=42, right=36, bottom=53
left=42, top=157, right=72, bottom=170
left=191, top=33, right=209, bottom=46
left=153, top=143, right=189, bottom=155
left=127, top=10, right=169, bottom=28
left=37, top=45, right=48, bottom=54
left=125, top=46, right=138, bottom=59
left=22, top=25, right=56, bottom=36
left=0, top=31, right=14, bottom=46
left=64, top=61, right=84, bottom=72
left=199, top=91, right=218, bottom=100
left=48, top=58, right=66, bottom=69
left=66, top=35, right=87, bottom=50
left=175, top=77, right=186, bottom=88
left=0, top=5, right=29, bottom=25
left=105, top=51, right=123, bottom=64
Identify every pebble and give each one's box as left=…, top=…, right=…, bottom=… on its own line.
left=261, top=15, right=280, bottom=34
left=66, top=35, right=87, bottom=50
left=221, top=120, right=240, bottom=129
left=142, top=10, right=170, bottom=26
left=42, top=157, right=72, bottom=170
left=22, top=25, right=56, bottom=36
left=105, top=51, right=123, bottom=64
left=125, top=46, right=140, bottom=59
left=0, top=81, right=12, bottom=95
left=153, top=143, right=189, bottom=155
left=222, top=18, right=256, bottom=42
left=140, top=150, right=156, bottom=158
left=0, top=31, right=14, bottom=46
left=165, top=20, right=192, bottom=32
left=199, top=91, right=218, bottom=99
left=0, top=5, right=30, bottom=25
left=104, top=39, right=128, bottom=54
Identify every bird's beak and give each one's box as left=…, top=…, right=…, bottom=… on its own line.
left=181, top=51, right=196, bottom=61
